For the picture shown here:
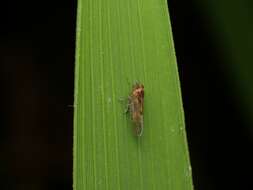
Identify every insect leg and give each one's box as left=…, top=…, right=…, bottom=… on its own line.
left=124, top=102, right=133, bottom=114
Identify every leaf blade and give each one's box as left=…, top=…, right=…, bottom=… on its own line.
left=74, top=0, right=194, bottom=189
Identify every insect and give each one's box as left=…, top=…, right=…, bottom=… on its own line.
left=125, top=83, right=144, bottom=136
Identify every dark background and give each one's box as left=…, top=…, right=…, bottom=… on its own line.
left=0, top=0, right=252, bottom=190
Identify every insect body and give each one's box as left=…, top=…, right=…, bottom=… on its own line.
left=126, top=83, right=144, bottom=136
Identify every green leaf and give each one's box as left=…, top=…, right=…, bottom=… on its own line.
left=73, top=0, right=193, bottom=189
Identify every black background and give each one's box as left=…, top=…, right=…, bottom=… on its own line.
left=0, top=0, right=252, bottom=189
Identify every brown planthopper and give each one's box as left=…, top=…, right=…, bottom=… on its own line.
left=125, top=83, right=144, bottom=136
